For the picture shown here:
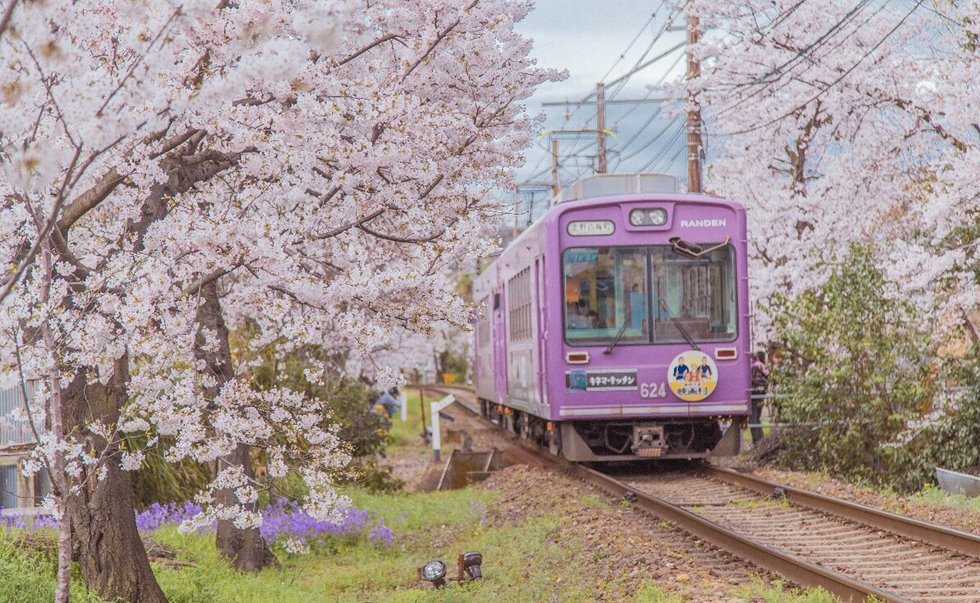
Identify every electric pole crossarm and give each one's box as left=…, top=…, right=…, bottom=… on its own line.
left=541, top=97, right=669, bottom=107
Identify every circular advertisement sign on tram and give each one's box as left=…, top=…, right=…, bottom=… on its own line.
left=667, top=351, right=718, bottom=402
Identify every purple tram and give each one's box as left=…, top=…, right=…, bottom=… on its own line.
left=473, top=175, right=751, bottom=461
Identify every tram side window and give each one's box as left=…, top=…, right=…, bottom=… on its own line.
left=562, top=247, right=649, bottom=344
left=507, top=268, right=532, bottom=342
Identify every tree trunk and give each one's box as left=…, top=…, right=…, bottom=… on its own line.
left=195, top=280, right=274, bottom=572
left=214, top=442, right=276, bottom=572
left=62, top=361, right=169, bottom=603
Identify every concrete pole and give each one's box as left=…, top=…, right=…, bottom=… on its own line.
left=686, top=14, right=703, bottom=193
left=551, top=138, right=560, bottom=200
left=596, top=82, right=607, bottom=174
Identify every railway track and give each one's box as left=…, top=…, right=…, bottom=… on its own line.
left=436, top=387, right=980, bottom=602
left=617, top=467, right=980, bottom=603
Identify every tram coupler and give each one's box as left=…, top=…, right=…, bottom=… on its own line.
left=632, top=425, right=666, bottom=458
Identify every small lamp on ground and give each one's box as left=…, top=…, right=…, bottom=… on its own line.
left=420, top=559, right=447, bottom=588
left=458, top=551, right=483, bottom=580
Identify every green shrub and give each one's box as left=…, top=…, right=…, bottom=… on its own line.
left=889, top=353, right=980, bottom=490
left=130, top=434, right=212, bottom=509
left=771, top=243, right=934, bottom=489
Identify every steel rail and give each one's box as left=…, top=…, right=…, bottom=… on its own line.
left=571, top=464, right=917, bottom=603
left=705, top=465, right=980, bottom=558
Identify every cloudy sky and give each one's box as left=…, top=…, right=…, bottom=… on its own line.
left=510, top=0, right=691, bottom=215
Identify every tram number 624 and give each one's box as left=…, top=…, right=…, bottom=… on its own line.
left=640, top=382, right=667, bottom=399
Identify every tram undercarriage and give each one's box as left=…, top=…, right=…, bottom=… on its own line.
left=480, top=399, right=743, bottom=461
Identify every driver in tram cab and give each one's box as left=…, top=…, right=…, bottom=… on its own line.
left=568, top=302, right=597, bottom=329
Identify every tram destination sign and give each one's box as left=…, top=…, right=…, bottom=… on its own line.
left=566, top=368, right=638, bottom=392
left=566, top=220, right=615, bottom=236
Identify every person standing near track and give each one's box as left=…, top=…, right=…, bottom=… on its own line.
left=750, top=351, right=771, bottom=445
left=377, top=387, right=400, bottom=420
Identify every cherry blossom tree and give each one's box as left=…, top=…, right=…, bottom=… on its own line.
left=0, top=0, right=555, bottom=600
left=666, top=0, right=980, bottom=482
left=672, top=0, right=980, bottom=341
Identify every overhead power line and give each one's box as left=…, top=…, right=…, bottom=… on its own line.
left=720, top=0, right=927, bottom=137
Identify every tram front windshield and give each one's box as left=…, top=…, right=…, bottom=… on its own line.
left=562, top=245, right=737, bottom=345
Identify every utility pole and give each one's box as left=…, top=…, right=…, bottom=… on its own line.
left=596, top=82, right=607, bottom=174
left=551, top=138, right=560, bottom=199
left=686, top=14, right=703, bottom=193
left=512, top=188, right=519, bottom=237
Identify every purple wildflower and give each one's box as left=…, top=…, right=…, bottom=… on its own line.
left=135, top=501, right=206, bottom=533
left=470, top=502, right=487, bottom=522
left=367, top=524, right=394, bottom=547
left=2, top=497, right=393, bottom=554
left=258, top=499, right=389, bottom=552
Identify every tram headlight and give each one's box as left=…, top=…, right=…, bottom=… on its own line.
left=629, top=208, right=667, bottom=227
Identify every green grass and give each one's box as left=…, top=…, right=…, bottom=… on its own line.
left=734, top=579, right=841, bottom=603
left=0, top=535, right=109, bottom=603
left=387, top=388, right=436, bottom=450
left=728, top=497, right=789, bottom=510
left=148, top=484, right=504, bottom=603
left=576, top=492, right=610, bottom=509
left=148, top=488, right=598, bottom=603
left=911, top=482, right=980, bottom=513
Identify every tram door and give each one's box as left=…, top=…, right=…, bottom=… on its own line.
left=535, top=257, right=549, bottom=417
left=491, top=288, right=509, bottom=400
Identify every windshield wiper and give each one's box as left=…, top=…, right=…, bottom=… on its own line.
left=669, top=236, right=731, bottom=259
left=603, top=320, right=630, bottom=355
left=658, top=298, right=699, bottom=351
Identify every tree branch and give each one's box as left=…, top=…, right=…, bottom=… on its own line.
left=0, top=143, right=82, bottom=305
left=148, top=128, right=203, bottom=160
left=335, top=34, right=402, bottom=67
left=95, top=6, right=182, bottom=118
left=314, top=208, right=385, bottom=239
left=180, top=265, right=238, bottom=297
left=56, top=168, right=126, bottom=234
left=0, top=0, right=18, bottom=42
left=402, top=1, right=479, bottom=81
left=357, top=218, right=456, bottom=244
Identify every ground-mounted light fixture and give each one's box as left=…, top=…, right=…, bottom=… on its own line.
left=420, top=559, right=447, bottom=588
left=458, top=551, right=483, bottom=580
left=419, top=551, right=484, bottom=587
